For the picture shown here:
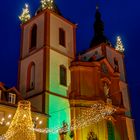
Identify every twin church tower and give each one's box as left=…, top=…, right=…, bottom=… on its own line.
left=18, top=2, right=135, bottom=140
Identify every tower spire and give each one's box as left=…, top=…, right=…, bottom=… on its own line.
left=90, top=6, right=108, bottom=47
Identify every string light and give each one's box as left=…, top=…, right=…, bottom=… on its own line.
left=8, top=114, right=12, bottom=119
left=0, top=102, right=116, bottom=139
left=3, top=100, right=36, bottom=140
left=41, top=0, right=54, bottom=10
left=33, top=102, right=116, bottom=134
left=19, top=4, right=31, bottom=24
left=1, top=118, right=5, bottom=122
left=6, top=122, right=10, bottom=126
left=0, top=112, right=43, bottom=128
left=36, top=117, right=39, bottom=121
left=39, top=120, right=43, bottom=125
left=115, top=36, right=125, bottom=53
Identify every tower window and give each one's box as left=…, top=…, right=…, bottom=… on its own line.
left=114, top=57, right=119, bottom=72
left=60, top=65, right=67, bottom=86
left=30, top=24, right=37, bottom=50
left=59, top=28, right=65, bottom=47
left=8, top=93, right=16, bottom=104
left=27, top=62, right=35, bottom=91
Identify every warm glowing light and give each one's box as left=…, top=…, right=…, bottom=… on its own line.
left=39, top=120, right=43, bottom=125
left=41, top=0, right=54, bottom=10
left=115, top=36, right=125, bottom=53
left=6, top=122, right=10, bottom=126
left=33, top=102, right=116, bottom=134
left=1, top=118, right=5, bottom=121
left=36, top=117, right=39, bottom=121
left=19, top=4, right=31, bottom=23
left=8, top=114, right=12, bottom=119
left=3, top=100, right=36, bottom=140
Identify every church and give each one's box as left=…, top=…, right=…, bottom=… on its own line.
left=16, top=0, right=136, bottom=140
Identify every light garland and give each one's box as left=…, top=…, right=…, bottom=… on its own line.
left=41, top=0, right=54, bottom=10
left=33, top=103, right=116, bottom=134
left=3, top=100, right=36, bottom=140
left=0, top=113, right=43, bottom=128
left=0, top=102, right=116, bottom=139
left=0, top=114, right=12, bottom=126
left=115, top=36, right=125, bottom=53
left=19, top=4, right=31, bottom=23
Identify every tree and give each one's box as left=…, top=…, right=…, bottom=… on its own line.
left=4, top=101, right=36, bottom=140
left=19, top=4, right=31, bottom=24
left=41, top=0, right=54, bottom=10
left=115, top=36, right=125, bottom=53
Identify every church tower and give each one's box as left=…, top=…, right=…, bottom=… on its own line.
left=17, top=2, right=135, bottom=140
left=69, top=7, right=136, bottom=140
left=18, top=2, right=76, bottom=139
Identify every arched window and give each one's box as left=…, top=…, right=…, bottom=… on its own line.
left=30, top=24, right=37, bottom=49
left=59, top=28, right=65, bottom=47
left=114, top=57, right=119, bottom=72
left=27, top=62, right=35, bottom=91
left=107, top=121, right=115, bottom=140
left=60, top=65, right=67, bottom=86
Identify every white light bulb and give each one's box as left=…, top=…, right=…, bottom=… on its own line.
left=6, top=122, right=10, bottom=126
left=25, top=4, right=28, bottom=8
left=39, top=121, right=42, bottom=125
left=1, top=118, right=5, bottom=121
left=8, top=114, right=12, bottom=119
left=36, top=117, right=39, bottom=121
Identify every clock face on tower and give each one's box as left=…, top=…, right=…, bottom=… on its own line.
left=101, top=63, right=108, bottom=74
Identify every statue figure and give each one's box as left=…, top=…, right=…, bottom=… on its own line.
left=104, top=83, right=112, bottom=104
left=104, top=83, right=110, bottom=97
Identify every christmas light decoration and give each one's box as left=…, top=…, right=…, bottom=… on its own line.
left=0, top=102, right=116, bottom=139
left=19, top=4, right=31, bottom=24
left=33, top=102, right=116, bottom=134
left=8, top=115, right=12, bottom=119
left=3, top=100, right=36, bottom=140
left=115, top=36, right=125, bottom=53
left=41, top=0, right=54, bottom=10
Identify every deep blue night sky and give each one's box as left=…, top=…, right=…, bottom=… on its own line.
left=0, top=0, right=140, bottom=139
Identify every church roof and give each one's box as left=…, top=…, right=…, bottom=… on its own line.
left=0, top=82, right=49, bottom=116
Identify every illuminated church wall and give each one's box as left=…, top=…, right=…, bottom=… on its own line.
left=19, top=49, right=44, bottom=98
left=29, top=94, right=43, bottom=112
left=119, top=81, right=131, bottom=115
left=106, top=46, right=126, bottom=82
left=21, top=14, right=45, bottom=58
left=49, top=49, right=71, bottom=96
left=70, top=62, right=101, bottom=98
left=44, top=12, right=75, bottom=140
left=45, top=94, right=70, bottom=140
left=50, top=13, right=75, bottom=58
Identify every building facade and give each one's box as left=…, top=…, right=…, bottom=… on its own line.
left=0, top=82, right=47, bottom=139
left=18, top=3, right=135, bottom=140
